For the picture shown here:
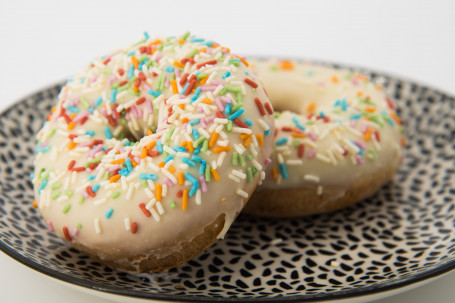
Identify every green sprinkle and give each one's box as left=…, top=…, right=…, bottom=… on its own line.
left=128, top=88, right=141, bottom=96
left=332, top=109, right=343, bottom=115
left=229, top=60, right=240, bottom=66
left=65, top=189, right=73, bottom=197
left=62, top=204, right=71, bottom=214
left=245, top=154, right=254, bottom=161
left=103, top=171, right=110, bottom=181
left=51, top=183, right=62, bottom=190
left=252, top=167, right=259, bottom=176
left=159, top=74, right=166, bottom=91
left=51, top=191, right=61, bottom=200
left=117, top=83, right=130, bottom=92
left=232, top=152, right=238, bottom=166
left=78, top=196, right=85, bottom=205
left=141, top=180, right=148, bottom=187
left=219, top=87, right=228, bottom=95
left=80, top=97, right=90, bottom=109
left=181, top=31, right=190, bottom=41
left=188, top=48, right=199, bottom=58
left=269, top=65, right=278, bottom=71
left=205, top=164, right=211, bottom=182
left=111, top=191, right=121, bottom=199
left=246, top=167, right=253, bottom=182
left=47, top=128, right=57, bottom=139
left=236, top=92, right=243, bottom=104
left=41, top=170, right=50, bottom=180
left=165, top=126, right=176, bottom=143
left=169, top=200, right=177, bottom=208
left=239, top=154, right=246, bottom=167
left=274, top=112, right=280, bottom=119
left=368, top=148, right=377, bottom=160
left=76, top=223, right=82, bottom=229
left=110, top=83, right=120, bottom=89
left=231, top=103, right=243, bottom=113
left=196, top=72, right=206, bottom=80
left=201, top=139, right=209, bottom=152
left=151, top=125, right=157, bottom=133
left=100, top=68, right=112, bottom=75
left=226, top=120, right=233, bottom=132
left=193, top=136, right=205, bottom=148
left=293, top=139, right=300, bottom=147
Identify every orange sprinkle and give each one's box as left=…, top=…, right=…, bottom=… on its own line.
left=280, top=60, right=294, bottom=70
left=243, top=136, right=251, bottom=147
left=131, top=56, right=139, bottom=69
left=178, top=172, right=184, bottom=185
left=271, top=167, right=278, bottom=179
left=256, top=133, right=264, bottom=147
left=202, top=98, right=211, bottom=104
left=375, top=84, right=383, bottom=91
left=181, top=117, right=189, bottom=124
left=51, top=106, right=56, bottom=113
left=354, top=73, right=369, bottom=82
left=68, top=141, right=76, bottom=150
left=390, top=112, right=401, bottom=124
left=331, top=75, right=339, bottom=83
left=177, top=39, right=185, bottom=45
left=240, top=133, right=251, bottom=140
left=213, top=146, right=231, bottom=153
left=221, top=46, right=230, bottom=53
left=182, top=189, right=188, bottom=210
left=132, top=86, right=139, bottom=92
left=364, top=128, right=372, bottom=141
left=173, top=60, right=184, bottom=68
left=171, top=79, right=178, bottom=94
left=109, top=174, right=121, bottom=183
left=185, top=141, right=194, bottom=152
left=146, top=129, right=153, bottom=136
left=307, top=102, right=315, bottom=113
left=179, top=104, right=185, bottom=110
left=291, top=132, right=305, bottom=138
left=237, top=56, right=249, bottom=67
left=110, top=158, right=125, bottom=165
left=146, top=141, right=156, bottom=150
left=199, top=75, right=209, bottom=85
left=148, top=39, right=162, bottom=46
left=158, top=162, right=165, bottom=168
left=67, top=121, right=75, bottom=130
left=365, top=106, right=376, bottom=113
left=168, top=166, right=176, bottom=173
left=356, top=91, right=364, bottom=97
left=156, top=184, right=162, bottom=201
left=209, top=132, right=219, bottom=148
left=401, top=136, right=406, bottom=147
left=32, top=200, right=38, bottom=209
left=199, top=47, right=207, bottom=53
left=131, top=159, right=138, bottom=167
left=211, top=168, right=220, bottom=181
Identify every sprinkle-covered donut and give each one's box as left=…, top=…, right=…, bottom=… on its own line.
left=32, top=33, right=274, bottom=272
left=245, top=59, right=405, bottom=217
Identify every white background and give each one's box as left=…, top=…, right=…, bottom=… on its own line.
left=1, top=0, right=455, bottom=302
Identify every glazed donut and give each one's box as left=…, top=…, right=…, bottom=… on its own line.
left=245, top=59, right=404, bottom=217
left=32, top=33, right=274, bottom=272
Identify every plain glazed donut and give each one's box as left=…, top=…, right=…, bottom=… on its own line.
left=32, top=33, right=275, bottom=272
left=245, top=59, right=404, bottom=217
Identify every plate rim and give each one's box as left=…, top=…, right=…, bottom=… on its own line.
left=1, top=61, right=455, bottom=302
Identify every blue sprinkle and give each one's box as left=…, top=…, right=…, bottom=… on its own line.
left=192, top=155, right=202, bottom=162
left=127, top=64, right=134, bottom=79
left=39, top=146, right=51, bottom=153
left=29, top=173, right=34, bottom=180
left=105, top=208, right=114, bottom=219
left=139, top=174, right=158, bottom=180
left=188, top=119, right=200, bottom=126
left=276, top=138, right=288, bottom=146
left=173, top=146, right=186, bottom=152
left=319, top=111, right=325, bottom=118
left=139, top=174, right=158, bottom=181
left=165, top=66, right=175, bottom=73
left=195, top=71, right=201, bottom=76
left=191, top=38, right=205, bottom=43
left=66, top=106, right=79, bottom=113
left=94, top=97, right=103, bottom=107
left=110, top=88, right=117, bottom=103
left=194, top=146, right=201, bottom=155
left=199, top=160, right=206, bottom=175
left=192, top=129, right=199, bottom=140
left=80, top=78, right=85, bottom=84
left=104, top=127, right=112, bottom=139
left=38, top=179, right=48, bottom=194
left=229, top=59, right=241, bottom=64
left=148, top=90, right=161, bottom=97
left=156, top=141, right=163, bottom=154
left=191, top=87, right=201, bottom=102
left=125, top=158, right=133, bottom=171
left=119, top=168, right=130, bottom=176
left=202, top=41, right=214, bottom=47
left=164, top=155, right=174, bottom=163
left=292, top=116, right=305, bottom=130
left=350, top=114, right=362, bottom=120
left=127, top=50, right=136, bottom=56
left=341, top=98, right=348, bottom=111
left=86, top=131, right=95, bottom=136
left=185, top=172, right=198, bottom=185
left=189, top=184, right=198, bottom=197
left=264, top=129, right=270, bottom=136
left=229, top=108, right=244, bottom=120
left=334, top=99, right=341, bottom=107
left=181, top=83, right=190, bottom=95
left=245, top=118, right=253, bottom=126
left=88, top=108, right=94, bottom=114
left=92, top=184, right=100, bottom=192
left=144, top=31, right=150, bottom=40
left=124, top=141, right=131, bottom=147
left=222, top=71, right=231, bottom=79
left=88, top=175, right=95, bottom=181
left=182, top=157, right=196, bottom=167
left=279, top=163, right=289, bottom=179
left=225, top=103, right=231, bottom=115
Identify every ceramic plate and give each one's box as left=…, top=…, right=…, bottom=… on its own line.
left=1, top=60, right=455, bottom=302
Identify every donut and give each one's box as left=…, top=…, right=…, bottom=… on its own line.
left=244, top=59, right=405, bottom=217
left=32, top=33, right=275, bottom=272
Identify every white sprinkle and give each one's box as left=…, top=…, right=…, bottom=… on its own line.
left=252, top=159, right=263, bottom=171
left=48, top=170, right=66, bottom=185
left=94, top=218, right=102, bottom=234
left=156, top=201, right=165, bottom=215
left=126, top=183, right=134, bottom=200
left=94, top=198, right=107, bottom=206
left=121, top=176, right=128, bottom=191
left=214, top=118, right=228, bottom=124
left=258, top=119, right=270, bottom=131
left=124, top=218, right=131, bottom=231
left=146, top=198, right=157, bottom=210
left=304, top=175, right=320, bottom=182
left=287, top=159, right=303, bottom=165
left=302, top=139, right=317, bottom=149
left=198, top=127, right=210, bottom=139
left=232, top=127, right=252, bottom=134
left=71, top=171, right=78, bottom=184
left=144, top=188, right=153, bottom=198
left=95, top=167, right=105, bottom=182
left=162, top=184, right=168, bottom=198
left=232, top=169, right=247, bottom=179
left=163, top=145, right=176, bottom=156
left=316, top=154, right=331, bottom=164
left=234, top=144, right=246, bottom=155
left=150, top=208, right=160, bottom=222
left=236, top=189, right=249, bottom=198
left=228, top=174, right=241, bottom=183
left=249, top=144, right=258, bottom=157
left=63, top=176, right=70, bottom=190
left=327, top=149, right=337, bottom=165
left=56, top=195, right=69, bottom=203
left=195, top=189, right=202, bottom=205
left=213, top=85, right=224, bottom=95
left=317, top=185, right=324, bottom=196
left=217, top=151, right=227, bottom=167
left=277, top=153, right=284, bottom=164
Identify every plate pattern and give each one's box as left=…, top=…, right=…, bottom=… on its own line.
left=1, top=64, right=455, bottom=301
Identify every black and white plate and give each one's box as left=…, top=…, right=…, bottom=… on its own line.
left=1, top=61, right=455, bottom=303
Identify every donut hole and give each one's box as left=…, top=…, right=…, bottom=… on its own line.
left=271, top=98, right=305, bottom=116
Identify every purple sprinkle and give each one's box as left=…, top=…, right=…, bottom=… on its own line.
left=215, top=98, right=224, bottom=111
left=199, top=176, right=208, bottom=192
left=174, top=68, right=181, bottom=78
left=353, top=140, right=365, bottom=150
left=201, top=86, right=217, bottom=91
left=308, top=149, right=317, bottom=158
left=356, top=155, right=364, bottom=165
left=220, top=96, right=232, bottom=103
left=73, top=110, right=90, bottom=122
left=309, top=132, right=317, bottom=141
left=71, top=228, right=80, bottom=237
left=265, top=158, right=272, bottom=165
left=47, top=220, right=54, bottom=232
left=145, top=99, right=153, bottom=114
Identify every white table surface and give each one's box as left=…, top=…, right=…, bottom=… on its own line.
left=1, top=0, right=455, bottom=302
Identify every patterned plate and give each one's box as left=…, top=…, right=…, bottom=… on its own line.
left=1, top=61, right=455, bottom=303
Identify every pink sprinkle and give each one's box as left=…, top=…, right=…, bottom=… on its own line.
left=133, top=156, right=141, bottom=163
left=197, top=107, right=204, bottom=113
left=118, top=147, right=124, bottom=154
left=353, top=140, right=365, bottom=150
left=70, top=98, right=79, bottom=107
left=88, top=145, right=103, bottom=157
left=145, top=99, right=153, bottom=114
left=308, top=149, right=317, bottom=158
left=356, top=155, right=364, bottom=165
left=143, top=83, right=152, bottom=91
left=199, top=176, right=208, bottom=192
left=165, top=74, right=171, bottom=88
left=107, top=50, right=121, bottom=59
left=201, top=86, right=217, bottom=91
left=155, top=54, right=162, bottom=62
left=361, top=124, right=368, bottom=133
left=107, top=75, right=117, bottom=87
left=265, top=158, right=272, bottom=165
left=163, top=178, right=174, bottom=187
left=211, top=80, right=223, bottom=86
left=81, top=190, right=89, bottom=198
left=80, top=142, right=91, bottom=147
left=90, top=76, right=98, bottom=84
left=131, top=106, right=141, bottom=118
left=47, top=220, right=54, bottom=232
left=204, top=116, right=215, bottom=123
left=351, top=79, right=359, bottom=86
left=71, top=228, right=79, bottom=237
left=200, top=119, right=207, bottom=128
left=215, top=98, right=224, bottom=111
left=220, top=96, right=231, bottom=103
left=73, top=110, right=90, bottom=122
left=39, top=142, right=48, bottom=148
left=350, top=120, right=357, bottom=127
left=109, top=164, right=122, bottom=172
left=101, top=108, right=108, bottom=117
left=174, top=68, right=181, bottom=78
left=309, top=132, right=317, bottom=141
left=316, top=81, right=325, bottom=87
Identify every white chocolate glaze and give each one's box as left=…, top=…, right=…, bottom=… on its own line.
left=32, top=34, right=274, bottom=267
left=250, top=59, right=404, bottom=198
